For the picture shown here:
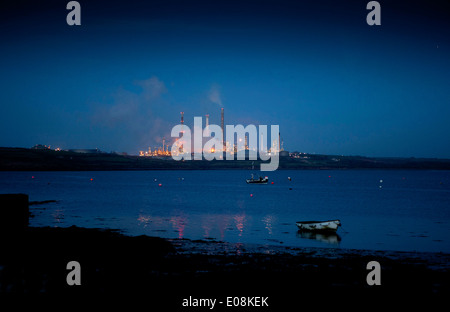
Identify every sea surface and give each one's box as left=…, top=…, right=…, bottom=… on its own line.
left=1, top=170, right=449, bottom=253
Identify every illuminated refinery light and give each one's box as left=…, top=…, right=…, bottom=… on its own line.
left=139, top=108, right=287, bottom=158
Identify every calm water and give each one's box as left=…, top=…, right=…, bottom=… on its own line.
left=1, top=170, right=449, bottom=253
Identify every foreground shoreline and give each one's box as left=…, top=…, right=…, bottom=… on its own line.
left=1, top=226, right=448, bottom=307
left=170, top=236, right=450, bottom=270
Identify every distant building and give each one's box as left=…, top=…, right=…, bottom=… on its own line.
left=31, top=144, right=50, bottom=150
left=67, top=148, right=102, bottom=154
left=290, top=151, right=309, bottom=159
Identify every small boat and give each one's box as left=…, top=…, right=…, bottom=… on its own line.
left=296, top=220, right=341, bottom=232
left=246, top=174, right=269, bottom=184
left=246, top=162, right=269, bottom=184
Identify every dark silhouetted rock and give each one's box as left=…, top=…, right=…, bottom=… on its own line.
left=0, top=194, right=29, bottom=233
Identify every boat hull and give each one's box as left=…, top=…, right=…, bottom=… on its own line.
left=296, top=220, right=341, bottom=232
left=246, top=180, right=268, bottom=184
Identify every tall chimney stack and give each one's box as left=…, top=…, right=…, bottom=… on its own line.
left=205, top=114, right=210, bottom=137
left=221, top=108, right=225, bottom=151
left=179, top=112, right=185, bottom=153
left=278, top=132, right=281, bottom=153
left=162, top=137, right=165, bottom=154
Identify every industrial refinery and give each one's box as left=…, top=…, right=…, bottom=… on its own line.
left=139, top=108, right=288, bottom=159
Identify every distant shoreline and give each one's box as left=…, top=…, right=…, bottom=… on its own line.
left=1, top=147, right=450, bottom=171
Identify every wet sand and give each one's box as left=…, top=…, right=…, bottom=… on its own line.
left=1, top=226, right=448, bottom=308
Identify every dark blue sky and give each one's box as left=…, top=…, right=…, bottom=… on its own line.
left=1, top=0, right=449, bottom=157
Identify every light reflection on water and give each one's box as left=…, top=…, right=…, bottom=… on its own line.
left=170, top=214, right=187, bottom=239
left=262, top=214, right=277, bottom=235
left=1, top=170, right=450, bottom=253
left=296, top=231, right=341, bottom=245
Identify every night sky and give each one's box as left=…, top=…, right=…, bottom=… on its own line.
left=1, top=0, right=449, bottom=157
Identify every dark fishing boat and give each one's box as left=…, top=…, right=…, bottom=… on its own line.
left=246, top=174, right=269, bottom=184
left=246, top=161, right=268, bottom=184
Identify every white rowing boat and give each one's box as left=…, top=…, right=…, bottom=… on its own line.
left=296, top=220, right=341, bottom=232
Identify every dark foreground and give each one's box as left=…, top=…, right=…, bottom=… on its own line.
left=1, top=226, right=448, bottom=309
